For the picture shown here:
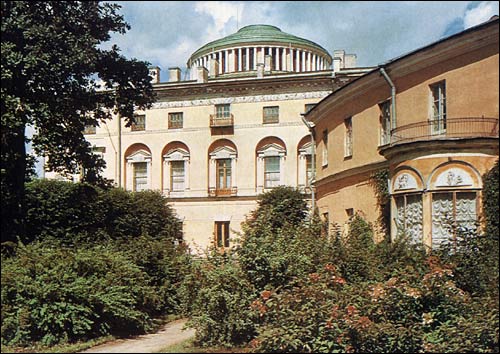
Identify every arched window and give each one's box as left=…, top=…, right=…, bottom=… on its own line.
left=162, top=142, right=190, bottom=197
left=124, top=144, right=152, bottom=192
left=297, top=136, right=313, bottom=192
left=428, top=162, right=481, bottom=249
left=391, top=168, right=424, bottom=244
left=256, top=137, right=287, bottom=193
left=208, top=139, right=238, bottom=197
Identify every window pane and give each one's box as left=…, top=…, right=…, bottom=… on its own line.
left=217, top=159, right=231, bottom=190
left=431, top=82, right=446, bottom=133
left=456, top=192, right=477, bottom=234
left=265, top=156, right=280, bottom=188
left=432, top=192, right=454, bottom=248
left=168, top=113, right=183, bottom=129
left=306, top=155, right=313, bottom=186
left=216, top=104, right=230, bottom=118
left=263, top=106, right=279, bottom=124
left=134, top=162, right=148, bottom=191
left=170, top=161, right=185, bottom=191
left=379, top=101, right=391, bottom=145
left=132, top=115, right=146, bottom=131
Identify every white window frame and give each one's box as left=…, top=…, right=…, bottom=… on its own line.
left=430, top=81, right=446, bottom=134
left=256, top=143, right=286, bottom=193
left=209, top=146, right=237, bottom=197
left=126, top=149, right=152, bottom=192
left=163, top=148, right=190, bottom=196
left=344, top=117, right=353, bottom=157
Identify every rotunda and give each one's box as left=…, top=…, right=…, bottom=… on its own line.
left=187, top=24, right=332, bottom=79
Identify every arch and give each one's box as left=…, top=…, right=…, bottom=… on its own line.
left=161, top=141, right=191, bottom=195
left=297, top=135, right=313, bottom=190
left=124, top=143, right=152, bottom=192
left=297, top=135, right=312, bottom=154
left=208, top=138, right=238, bottom=157
left=391, top=166, right=424, bottom=194
left=256, top=136, right=286, bottom=155
left=427, top=160, right=482, bottom=190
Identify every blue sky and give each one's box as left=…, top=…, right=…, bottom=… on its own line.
left=104, top=1, right=499, bottom=78
left=31, top=1, right=499, bottom=175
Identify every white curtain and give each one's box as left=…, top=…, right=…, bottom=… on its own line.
left=432, top=193, right=454, bottom=248
left=455, top=192, right=477, bottom=235
left=395, top=194, right=423, bottom=243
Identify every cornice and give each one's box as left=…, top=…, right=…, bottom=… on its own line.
left=315, top=160, right=389, bottom=189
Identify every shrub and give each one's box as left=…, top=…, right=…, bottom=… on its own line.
left=179, top=249, right=257, bottom=347
left=24, top=180, right=182, bottom=244
left=1, top=241, right=161, bottom=346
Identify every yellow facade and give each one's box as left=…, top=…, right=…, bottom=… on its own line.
left=307, top=17, right=499, bottom=248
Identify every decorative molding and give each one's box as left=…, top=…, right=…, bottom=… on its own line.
left=210, top=146, right=238, bottom=159
left=152, top=91, right=331, bottom=109
left=435, top=168, right=473, bottom=187
left=257, top=143, right=286, bottom=157
left=394, top=173, right=418, bottom=191
left=126, top=149, right=151, bottom=163
left=163, top=148, right=190, bottom=161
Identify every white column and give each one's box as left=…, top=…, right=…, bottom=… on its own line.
left=312, top=54, right=316, bottom=71
left=298, top=154, right=306, bottom=188
left=231, top=158, right=236, bottom=189
left=274, top=47, right=279, bottom=71
left=253, top=47, right=257, bottom=69
left=281, top=48, right=286, bottom=71
left=126, top=162, right=133, bottom=191
left=279, top=156, right=285, bottom=185
left=209, top=158, right=216, bottom=192
left=146, top=159, right=152, bottom=190
left=302, top=51, right=306, bottom=72
left=218, top=52, right=223, bottom=73
left=245, top=47, right=249, bottom=71
left=307, top=51, right=311, bottom=71
left=256, top=156, right=263, bottom=192
left=295, top=49, right=300, bottom=72
left=163, top=160, right=170, bottom=193
left=238, top=48, right=242, bottom=71
left=224, top=50, right=228, bottom=73
left=184, top=160, right=190, bottom=191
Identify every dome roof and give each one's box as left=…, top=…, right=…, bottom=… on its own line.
left=188, top=24, right=332, bottom=64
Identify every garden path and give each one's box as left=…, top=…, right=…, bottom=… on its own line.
left=79, top=318, right=195, bottom=353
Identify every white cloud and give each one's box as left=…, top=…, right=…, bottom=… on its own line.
left=194, top=1, right=240, bottom=40
left=464, top=1, right=499, bottom=29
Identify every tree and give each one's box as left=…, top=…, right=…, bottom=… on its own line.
left=1, top=1, right=155, bottom=244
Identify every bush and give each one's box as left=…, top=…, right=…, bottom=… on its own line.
left=1, top=241, right=161, bottom=346
left=24, top=180, right=182, bottom=244
left=179, top=249, right=257, bottom=347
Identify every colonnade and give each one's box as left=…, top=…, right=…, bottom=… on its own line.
left=190, top=46, right=330, bottom=78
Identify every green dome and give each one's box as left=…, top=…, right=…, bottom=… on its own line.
left=188, top=24, right=332, bottom=65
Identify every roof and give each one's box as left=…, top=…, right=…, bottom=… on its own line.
left=188, top=24, right=332, bottom=64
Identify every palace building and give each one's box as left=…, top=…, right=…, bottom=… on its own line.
left=304, top=16, right=499, bottom=249
left=75, top=24, right=371, bottom=250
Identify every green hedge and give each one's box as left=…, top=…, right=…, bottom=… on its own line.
left=24, top=179, right=182, bottom=244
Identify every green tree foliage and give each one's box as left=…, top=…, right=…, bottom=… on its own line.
left=1, top=1, right=155, bottom=243
left=23, top=179, right=182, bottom=244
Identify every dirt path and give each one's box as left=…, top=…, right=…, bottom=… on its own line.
left=79, top=318, right=195, bottom=353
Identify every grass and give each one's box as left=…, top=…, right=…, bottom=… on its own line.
left=157, top=337, right=252, bottom=353
left=0, top=335, right=114, bottom=353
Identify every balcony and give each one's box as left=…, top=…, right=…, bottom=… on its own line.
left=210, top=114, right=234, bottom=128
left=390, top=117, right=499, bottom=145
left=379, top=117, right=499, bottom=158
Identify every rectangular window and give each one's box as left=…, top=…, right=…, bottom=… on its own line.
left=322, top=212, right=329, bottom=236
left=83, top=125, right=96, bottom=135
left=395, top=194, right=423, bottom=244
left=305, top=103, right=316, bottom=114
left=264, top=156, right=280, bottom=188
left=346, top=208, right=354, bottom=219
left=430, top=81, right=446, bottom=134
left=133, top=162, right=148, bottom=192
left=431, top=191, right=477, bottom=249
left=216, top=159, right=231, bottom=194
left=379, top=100, right=391, bottom=145
left=170, top=161, right=185, bottom=191
left=344, top=117, right=353, bottom=157
left=322, top=129, right=328, bottom=167
left=263, top=106, right=279, bottom=124
left=306, top=155, right=313, bottom=187
left=215, top=221, right=230, bottom=248
left=131, top=114, right=146, bottom=131
left=215, top=104, right=231, bottom=118
left=168, top=112, right=183, bottom=129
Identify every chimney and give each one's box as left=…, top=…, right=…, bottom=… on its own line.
left=168, top=67, right=181, bottom=82
left=197, top=66, right=209, bottom=83
left=344, top=54, right=357, bottom=68
left=264, top=55, right=272, bottom=72
left=333, top=50, right=345, bottom=72
left=148, top=66, right=161, bottom=84
left=210, top=59, right=219, bottom=78
left=257, top=63, right=265, bottom=78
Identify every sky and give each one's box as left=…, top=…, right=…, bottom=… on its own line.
left=31, top=0, right=499, bottom=175
left=104, top=1, right=499, bottom=79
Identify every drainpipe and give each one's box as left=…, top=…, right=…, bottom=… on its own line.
left=379, top=67, right=396, bottom=132
left=300, top=114, right=316, bottom=214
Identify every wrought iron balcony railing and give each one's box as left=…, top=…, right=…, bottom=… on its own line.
left=389, top=117, right=499, bottom=145
left=210, top=113, right=234, bottom=128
